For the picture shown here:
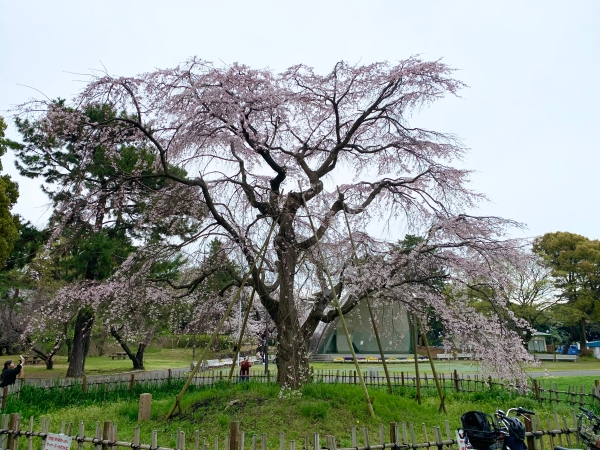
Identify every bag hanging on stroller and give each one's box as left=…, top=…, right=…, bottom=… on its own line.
left=461, top=411, right=498, bottom=450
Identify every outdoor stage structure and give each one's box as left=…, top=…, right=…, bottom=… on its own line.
left=311, top=299, right=412, bottom=356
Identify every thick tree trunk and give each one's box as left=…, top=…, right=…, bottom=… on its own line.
left=275, top=323, right=310, bottom=389
left=29, top=334, right=64, bottom=371
left=273, top=215, right=310, bottom=390
left=110, top=326, right=145, bottom=370
left=135, top=343, right=146, bottom=370
left=66, top=308, right=94, bottom=377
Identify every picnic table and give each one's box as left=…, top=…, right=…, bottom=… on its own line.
left=109, top=352, right=128, bottom=360
left=22, top=355, right=43, bottom=365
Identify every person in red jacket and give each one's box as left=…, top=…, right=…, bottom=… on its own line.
left=239, top=357, right=252, bottom=382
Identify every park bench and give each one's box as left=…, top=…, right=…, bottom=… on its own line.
left=534, top=353, right=579, bottom=362
left=436, top=353, right=474, bottom=360
left=22, top=355, right=42, bottom=365
left=206, top=359, right=222, bottom=368
left=109, top=352, right=127, bottom=360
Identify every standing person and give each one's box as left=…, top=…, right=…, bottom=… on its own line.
left=0, top=356, right=24, bottom=388
left=239, top=357, right=252, bottom=382
left=256, top=350, right=262, bottom=364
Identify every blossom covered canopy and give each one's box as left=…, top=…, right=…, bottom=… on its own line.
left=16, top=57, right=534, bottom=384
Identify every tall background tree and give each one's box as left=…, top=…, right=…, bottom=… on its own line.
left=13, top=103, right=199, bottom=375
left=0, top=117, right=20, bottom=268
left=533, top=231, right=600, bottom=354
left=14, top=58, right=534, bottom=387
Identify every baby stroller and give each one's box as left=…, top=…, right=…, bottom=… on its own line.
left=461, top=411, right=499, bottom=450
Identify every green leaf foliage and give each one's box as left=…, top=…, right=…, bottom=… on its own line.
left=0, top=117, right=20, bottom=267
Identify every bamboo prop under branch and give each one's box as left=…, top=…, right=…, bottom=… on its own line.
left=337, top=186, right=393, bottom=395
left=410, top=313, right=421, bottom=405
left=228, top=219, right=276, bottom=382
left=416, top=316, right=447, bottom=413
left=166, top=219, right=277, bottom=419
left=299, top=181, right=375, bottom=418
left=228, top=286, right=257, bottom=381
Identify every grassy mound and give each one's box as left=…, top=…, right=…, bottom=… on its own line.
left=4, top=380, right=585, bottom=449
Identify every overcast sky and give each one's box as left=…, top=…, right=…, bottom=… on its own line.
left=1, top=1, right=599, bottom=240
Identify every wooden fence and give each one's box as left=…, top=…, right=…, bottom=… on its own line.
left=0, top=411, right=588, bottom=450
left=2, top=367, right=600, bottom=411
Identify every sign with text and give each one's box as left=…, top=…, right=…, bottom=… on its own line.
left=44, top=433, right=72, bottom=450
left=456, top=429, right=473, bottom=450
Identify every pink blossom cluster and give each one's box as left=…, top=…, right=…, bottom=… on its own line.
left=14, top=57, right=538, bottom=386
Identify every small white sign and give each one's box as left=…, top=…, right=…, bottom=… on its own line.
left=44, top=433, right=72, bottom=450
left=456, top=429, right=473, bottom=450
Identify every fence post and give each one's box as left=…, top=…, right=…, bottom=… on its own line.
left=7, top=413, right=18, bottom=450
left=102, top=421, right=111, bottom=450
left=77, top=421, right=85, bottom=450
left=130, top=374, right=135, bottom=393
left=230, top=422, right=239, bottom=450
left=524, top=414, right=535, bottom=450
left=390, top=422, right=398, bottom=448
left=82, top=376, right=87, bottom=394
left=27, top=415, right=34, bottom=450
left=1, top=387, right=7, bottom=409
left=453, top=370, right=459, bottom=392
left=533, top=380, right=540, bottom=401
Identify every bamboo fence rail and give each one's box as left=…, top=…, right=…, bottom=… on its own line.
left=2, top=368, right=600, bottom=411
left=0, top=412, right=586, bottom=450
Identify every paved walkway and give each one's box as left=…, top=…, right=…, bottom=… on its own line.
left=527, top=369, right=600, bottom=377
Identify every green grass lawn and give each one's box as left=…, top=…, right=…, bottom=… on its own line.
left=5, top=349, right=600, bottom=450
left=18, top=348, right=195, bottom=378
left=16, top=349, right=600, bottom=380
left=2, top=380, right=590, bottom=450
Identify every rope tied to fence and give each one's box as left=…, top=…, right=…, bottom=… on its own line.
left=76, top=435, right=86, bottom=443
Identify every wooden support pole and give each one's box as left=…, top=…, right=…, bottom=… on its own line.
left=337, top=186, right=393, bottom=395
left=417, top=317, right=446, bottom=413
left=410, top=313, right=421, bottom=405
left=299, top=181, right=374, bottom=417
left=228, top=217, right=276, bottom=382
left=166, top=219, right=276, bottom=419
left=228, top=285, right=257, bottom=382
